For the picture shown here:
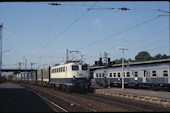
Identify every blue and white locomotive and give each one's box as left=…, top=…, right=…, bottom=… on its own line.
left=50, top=61, right=91, bottom=92
left=92, top=59, right=170, bottom=91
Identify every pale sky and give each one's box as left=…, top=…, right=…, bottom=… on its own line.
left=0, top=1, right=169, bottom=69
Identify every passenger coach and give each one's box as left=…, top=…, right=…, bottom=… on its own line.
left=92, top=59, right=170, bottom=91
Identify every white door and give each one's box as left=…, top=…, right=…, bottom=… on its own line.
left=143, top=70, right=146, bottom=83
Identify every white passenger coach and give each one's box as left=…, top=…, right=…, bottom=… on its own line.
left=92, top=59, right=170, bottom=91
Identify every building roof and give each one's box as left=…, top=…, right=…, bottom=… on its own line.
left=90, top=59, right=170, bottom=70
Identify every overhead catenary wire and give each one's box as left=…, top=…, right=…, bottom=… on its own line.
left=76, top=16, right=159, bottom=51
left=28, top=2, right=98, bottom=61
left=33, top=5, right=64, bottom=47
left=4, top=28, right=59, bottom=54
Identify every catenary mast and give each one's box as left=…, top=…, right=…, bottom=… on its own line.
left=0, top=24, right=3, bottom=77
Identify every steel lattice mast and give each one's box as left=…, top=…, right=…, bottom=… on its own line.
left=0, top=23, right=3, bottom=77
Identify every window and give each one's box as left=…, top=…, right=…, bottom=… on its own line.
left=118, top=73, right=120, bottom=77
left=72, top=65, right=79, bottom=71
left=66, top=67, right=67, bottom=71
left=96, top=73, right=98, bottom=77
left=99, top=73, right=101, bottom=77
left=163, top=70, right=168, bottom=77
left=135, top=72, right=138, bottom=77
left=127, top=72, right=130, bottom=77
left=123, top=72, right=125, bottom=77
left=82, top=65, right=88, bottom=70
left=110, top=73, right=112, bottom=77
left=63, top=67, right=65, bottom=72
left=152, top=71, right=156, bottom=76
left=114, top=73, right=116, bottom=77
left=102, top=73, right=105, bottom=77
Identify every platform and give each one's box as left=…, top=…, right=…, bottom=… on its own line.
left=94, top=87, right=170, bottom=107
left=0, top=82, right=55, bottom=112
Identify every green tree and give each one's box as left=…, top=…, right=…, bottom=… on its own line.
left=162, top=54, right=168, bottom=59
left=135, top=51, right=151, bottom=61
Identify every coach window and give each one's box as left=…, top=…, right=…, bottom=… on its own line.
left=135, top=72, right=138, bottom=77
left=96, top=73, right=98, bottom=77
left=102, top=73, right=105, bottom=77
left=110, top=73, right=112, bottom=77
left=123, top=72, right=125, bottom=77
left=163, top=70, right=168, bottom=77
left=152, top=71, right=156, bottom=76
left=114, top=73, right=116, bottom=77
left=118, top=73, right=120, bottom=77
left=66, top=67, right=67, bottom=71
left=72, top=65, right=79, bottom=71
left=127, top=72, right=130, bottom=77
left=99, top=73, right=101, bottom=77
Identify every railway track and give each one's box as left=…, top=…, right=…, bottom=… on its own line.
left=21, top=83, right=170, bottom=112
left=24, top=84, right=96, bottom=112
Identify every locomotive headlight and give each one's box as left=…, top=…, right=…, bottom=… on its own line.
left=135, top=77, right=138, bottom=80
left=118, top=78, right=120, bottom=81
left=73, top=76, right=76, bottom=80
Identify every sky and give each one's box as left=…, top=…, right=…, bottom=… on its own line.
left=0, top=1, right=169, bottom=69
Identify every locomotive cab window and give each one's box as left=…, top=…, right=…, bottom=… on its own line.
left=82, top=65, right=88, bottom=70
left=72, top=65, right=79, bottom=71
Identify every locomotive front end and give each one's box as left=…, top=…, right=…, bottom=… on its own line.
left=71, top=63, right=91, bottom=92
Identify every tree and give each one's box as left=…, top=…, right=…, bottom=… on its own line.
left=114, top=58, right=122, bottom=64
left=162, top=54, right=168, bottom=59
left=135, top=51, right=151, bottom=62
left=155, top=54, right=162, bottom=60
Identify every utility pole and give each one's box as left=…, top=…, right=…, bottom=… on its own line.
left=66, top=49, right=69, bottom=63
left=24, top=57, right=27, bottom=80
left=31, top=63, right=36, bottom=81
left=18, top=62, right=23, bottom=80
left=0, top=24, right=3, bottom=78
left=117, top=47, right=129, bottom=90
